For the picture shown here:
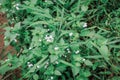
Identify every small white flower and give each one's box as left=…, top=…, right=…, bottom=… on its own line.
left=36, top=65, right=40, bottom=68
left=4, top=37, right=6, bottom=39
left=39, top=39, right=42, bottom=42
left=43, top=25, right=47, bottom=28
left=83, top=23, right=87, bottom=28
left=13, top=3, right=20, bottom=7
left=0, top=3, right=1, bottom=5
left=63, top=55, right=67, bottom=58
left=75, top=50, right=79, bottom=54
left=66, top=48, right=70, bottom=51
left=69, top=32, right=73, bottom=36
left=12, top=18, right=14, bottom=20
left=29, top=47, right=32, bottom=50
left=28, top=64, right=33, bottom=68
left=67, top=48, right=71, bottom=53
left=16, top=7, right=19, bottom=10
left=51, top=76, right=53, bottom=79
left=27, top=62, right=30, bottom=64
left=5, top=59, right=10, bottom=62
left=16, top=3, right=19, bottom=6
left=47, top=29, right=50, bottom=31
left=46, top=62, right=49, bottom=65
left=13, top=3, right=20, bottom=10
left=82, top=58, right=86, bottom=61
left=68, top=51, right=71, bottom=53
left=45, top=35, right=54, bottom=42
left=54, top=46, right=59, bottom=51
left=14, top=39, right=17, bottom=42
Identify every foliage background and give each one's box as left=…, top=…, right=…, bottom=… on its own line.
left=0, top=0, right=120, bottom=80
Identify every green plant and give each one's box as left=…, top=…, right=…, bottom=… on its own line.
left=0, top=0, right=120, bottom=80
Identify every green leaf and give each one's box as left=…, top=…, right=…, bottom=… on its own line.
left=98, top=45, right=110, bottom=59
left=0, top=63, right=10, bottom=75
left=31, top=11, right=52, bottom=19
left=75, top=62, right=81, bottom=67
left=4, top=27, right=17, bottom=46
left=101, top=0, right=108, bottom=3
left=81, top=5, right=88, bottom=12
left=50, top=55, right=58, bottom=63
left=73, top=55, right=82, bottom=62
left=56, top=65, right=67, bottom=72
left=30, top=0, right=37, bottom=6
left=13, top=22, right=21, bottom=31
left=54, top=70, right=62, bottom=76
left=96, top=38, right=108, bottom=46
left=83, top=70, right=91, bottom=77
left=58, top=0, right=65, bottom=5
left=60, top=38, right=65, bottom=45
left=80, top=30, right=95, bottom=37
left=48, top=45, right=54, bottom=54
left=30, top=21, right=49, bottom=26
left=72, top=67, right=80, bottom=77
left=44, top=65, right=54, bottom=75
left=33, top=74, right=39, bottom=80
left=110, top=76, right=120, bottom=80
left=84, top=60, right=93, bottom=66
left=59, top=60, right=75, bottom=68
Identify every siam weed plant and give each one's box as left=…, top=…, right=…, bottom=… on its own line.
left=0, top=0, right=120, bottom=80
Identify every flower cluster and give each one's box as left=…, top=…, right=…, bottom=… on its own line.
left=13, top=3, right=20, bottom=10
left=45, top=35, right=54, bottom=42
left=27, top=62, right=33, bottom=68
left=83, top=22, right=87, bottom=28
left=66, top=48, right=71, bottom=53
left=75, top=50, right=79, bottom=54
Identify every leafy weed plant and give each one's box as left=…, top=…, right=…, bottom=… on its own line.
left=0, top=0, right=120, bottom=80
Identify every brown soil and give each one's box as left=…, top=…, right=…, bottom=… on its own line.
left=0, top=12, right=8, bottom=25
left=0, top=12, right=16, bottom=60
left=0, top=12, right=17, bottom=79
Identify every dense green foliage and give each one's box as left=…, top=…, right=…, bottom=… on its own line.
left=0, top=0, right=120, bottom=80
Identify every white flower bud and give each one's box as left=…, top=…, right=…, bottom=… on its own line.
left=69, top=32, right=73, bottom=36
left=82, top=58, right=86, bottom=61
left=51, top=76, right=53, bottom=79
left=16, top=7, right=19, bottom=10
left=29, top=47, right=32, bottom=50
left=36, top=65, right=40, bottom=68
left=5, top=59, right=10, bottom=62
left=54, top=46, right=59, bottom=51
left=39, top=39, right=42, bottom=42
left=83, top=23, right=87, bottom=28
left=75, top=50, right=79, bottom=54
left=28, top=63, right=33, bottom=68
